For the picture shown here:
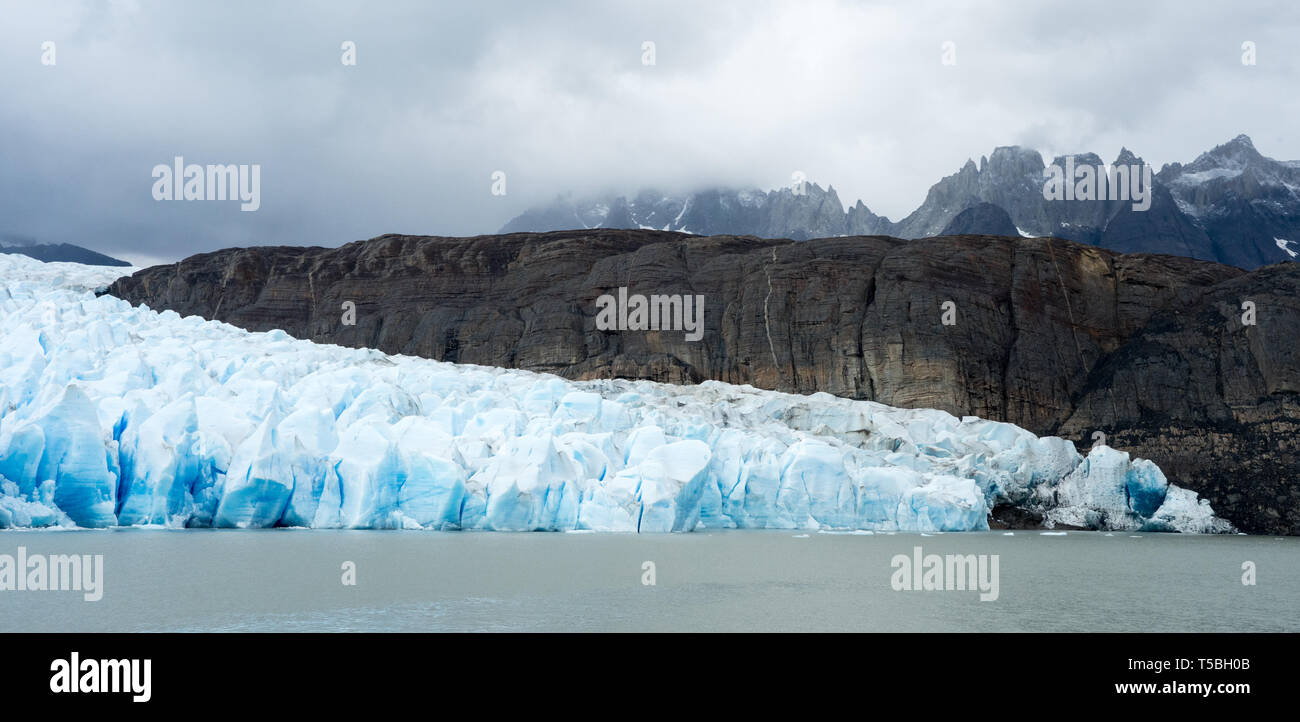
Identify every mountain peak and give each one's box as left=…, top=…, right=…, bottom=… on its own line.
left=1229, top=133, right=1255, bottom=149
left=1114, top=147, right=1144, bottom=166
left=1209, top=133, right=1260, bottom=157
left=1182, top=133, right=1265, bottom=173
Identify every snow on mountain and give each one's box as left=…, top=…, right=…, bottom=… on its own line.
left=501, top=183, right=854, bottom=240
left=0, top=254, right=1230, bottom=533
left=1156, top=135, right=1300, bottom=267
left=503, top=135, right=1300, bottom=269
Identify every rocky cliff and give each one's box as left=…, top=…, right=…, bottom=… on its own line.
left=106, top=230, right=1300, bottom=534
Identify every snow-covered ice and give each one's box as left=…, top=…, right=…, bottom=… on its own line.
left=0, top=254, right=1232, bottom=533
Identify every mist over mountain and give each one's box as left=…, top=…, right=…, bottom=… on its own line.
left=500, top=184, right=852, bottom=241
left=501, top=135, right=1300, bottom=269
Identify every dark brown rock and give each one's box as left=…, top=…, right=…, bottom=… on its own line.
left=987, top=504, right=1045, bottom=530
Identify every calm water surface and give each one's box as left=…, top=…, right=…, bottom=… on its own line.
left=1, top=529, right=1296, bottom=632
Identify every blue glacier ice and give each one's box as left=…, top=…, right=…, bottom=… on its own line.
left=0, top=254, right=1233, bottom=533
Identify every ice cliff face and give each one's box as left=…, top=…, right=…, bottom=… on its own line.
left=0, top=255, right=1230, bottom=532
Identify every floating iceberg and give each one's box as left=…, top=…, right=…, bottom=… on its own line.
left=0, top=254, right=1232, bottom=533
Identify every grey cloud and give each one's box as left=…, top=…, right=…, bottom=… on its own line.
left=0, top=0, right=1296, bottom=265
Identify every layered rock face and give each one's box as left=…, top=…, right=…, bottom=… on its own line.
left=106, top=230, right=1300, bottom=533
left=1058, top=263, right=1300, bottom=536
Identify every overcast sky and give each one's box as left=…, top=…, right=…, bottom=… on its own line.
left=1, top=0, right=1297, bottom=266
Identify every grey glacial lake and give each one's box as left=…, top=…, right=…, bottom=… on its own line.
left=1, top=529, right=1296, bottom=633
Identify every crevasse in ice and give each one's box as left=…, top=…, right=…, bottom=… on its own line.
left=0, top=254, right=1231, bottom=532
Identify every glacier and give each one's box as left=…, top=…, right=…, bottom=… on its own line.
left=0, top=254, right=1231, bottom=533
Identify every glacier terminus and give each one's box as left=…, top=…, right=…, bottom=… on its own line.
left=0, top=254, right=1230, bottom=534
